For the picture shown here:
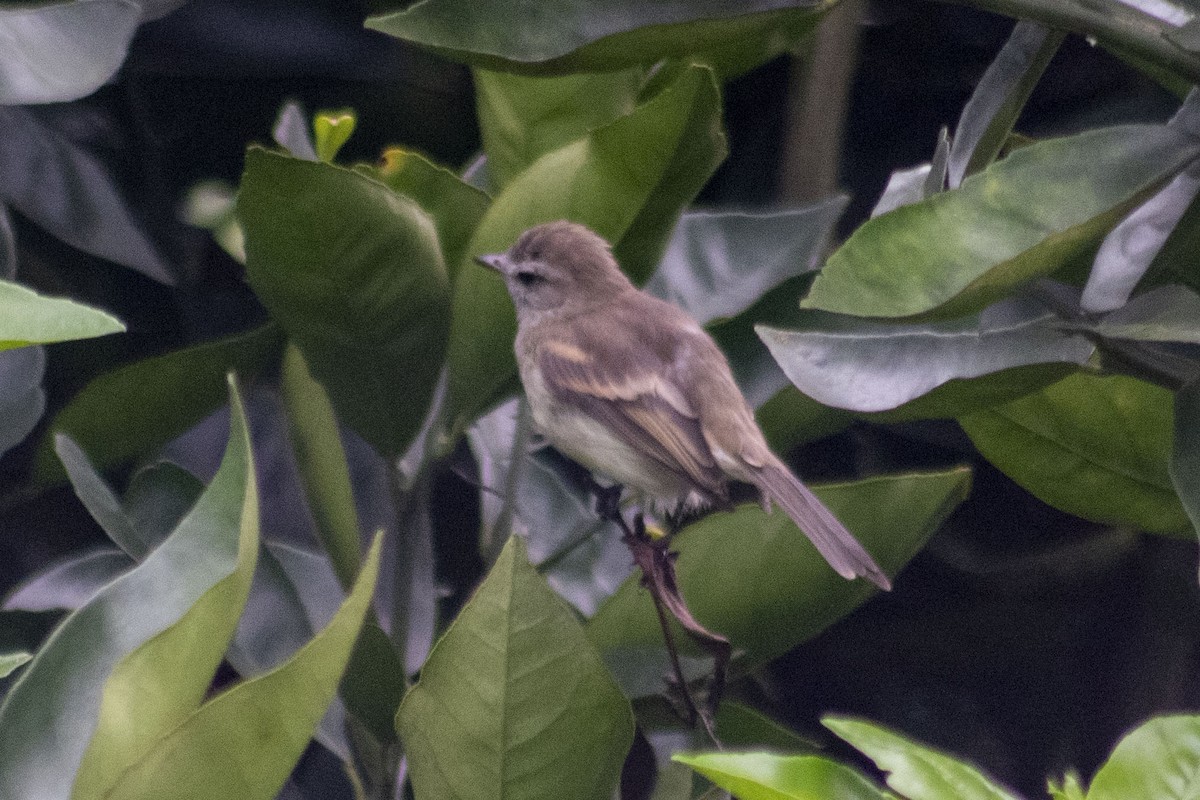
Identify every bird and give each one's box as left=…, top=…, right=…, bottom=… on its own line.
left=476, top=220, right=891, bottom=591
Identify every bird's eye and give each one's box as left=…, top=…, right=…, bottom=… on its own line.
left=515, top=270, right=545, bottom=287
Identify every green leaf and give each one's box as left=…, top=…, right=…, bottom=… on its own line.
left=759, top=301, right=1094, bottom=414
left=396, top=535, right=634, bottom=800
left=948, top=21, right=1063, bottom=187
left=446, top=64, right=724, bottom=430
left=960, top=372, right=1190, bottom=534
left=1084, top=715, right=1200, bottom=800
left=0, top=378, right=258, bottom=800
left=587, top=469, right=971, bottom=691
left=824, top=716, right=1021, bottom=800
left=72, top=388, right=261, bottom=800
left=1048, top=771, right=1087, bottom=800
left=33, top=324, right=283, bottom=484
left=312, top=109, right=356, bottom=163
left=102, top=534, right=382, bottom=800
left=55, top=435, right=148, bottom=558
left=0, top=279, right=124, bottom=352
left=122, top=461, right=205, bottom=553
left=280, top=344, right=363, bottom=589
left=1090, top=284, right=1200, bottom=344
left=376, top=147, right=491, bottom=274
left=0, top=652, right=31, bottom=679
left=239, top=148, right=450, bottom=457
left=368, top=0, right=832, bottom=78
left=473, top=67, right=643, bottom=190
left=3, top=548, right=132, bottom=613
left=672, top=751, right=885, bottom=800
left=803, top=125, right=1200, bottom=320
left=0, top=0, right=141, bottom=104
left=1171, top=380, right=1200, bottom=554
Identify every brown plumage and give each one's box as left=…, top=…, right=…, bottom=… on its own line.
left=477, top=220, right=891, bottom=590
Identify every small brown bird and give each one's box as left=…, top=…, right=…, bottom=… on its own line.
left=477, top=220, right=890, bottom=590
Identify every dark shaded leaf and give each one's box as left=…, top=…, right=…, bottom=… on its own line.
left=367, top=0, right=832, bottom=77
left=948, top=21, right=1064, bottom=188
left=0, top=345, right=44, bottom=460
left=1092, top=284, right=1200, bottom=343
left=239, top=149, right=449, bottom=458
left=3, top=548, right=132, bottom=613
left=804, top=125, right=1200, bottom=320
left=122, top=461, right=205, bottom=552
left=55, top=434, right=147, bottom=558
left=960, top=372, right=1190, bottom=534
left=0, top=106, right=171, bottom=282
left=33, top=324, right=283, bottom=484
left=397, top=536, right=634, bottom=800
left=1170, top=380, right=1200, bottom=561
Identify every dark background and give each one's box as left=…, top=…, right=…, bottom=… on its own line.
left=1, top=1, right=1194, bottom=796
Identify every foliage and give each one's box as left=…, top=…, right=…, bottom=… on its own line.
left=1, top=0, right=1199, bottom=798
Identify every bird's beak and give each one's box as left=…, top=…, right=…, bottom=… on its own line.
left=475, top=253, right=507, bottom=273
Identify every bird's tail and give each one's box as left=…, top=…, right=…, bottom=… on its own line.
left=751, top=457, right=892, bottom=590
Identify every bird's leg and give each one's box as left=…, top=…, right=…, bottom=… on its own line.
left=586, top=479, right=728, bottom=742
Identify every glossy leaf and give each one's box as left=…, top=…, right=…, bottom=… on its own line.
left=0, top=653, right=30, bottom=679
left=0, top=379, right=258, bottom=800
left=102, top=535, right=382, bottom=800
left=239, top=148, right=449, bottom=457
left=33, top=324, right=283, bottom=484
left=645, top=200, right=848, bottom=325
left=368, top=0, right=832, bottom=77
left=0, top=279, right=124, bottom=352
left=280, top=344, right=362, bottom=589
left=673, top=751, right=885, bottom=800
left=376, top=147, right=491, bottom=274
left=587, top=468, right=971, bottom=691
left=1087, top=714, right=1200, bottom=800
left=948, top=21, right=1063, bottom=188
left=474, top=67, right=643, bottom=190
left=446, top=64, right=724, bottom=430
left=0, top=0, right=140, bottom=104
left=960, top=372, right=1190, bottom=534
left=824, top=716, right=1022, bottom=800
left=0, top=105, right=172, bottom=282
left=1091, top=284, right=1200, bottom=343
left=0, top=345, right=45, bottom=461
left=3, top=549, right=132, bottom=613
left=396, top=536, right=634, bottom=800
left=758, top=300, right=1094, bottom=413
left=1171, top=380, right=1200, bottom=551
left=804, top=125, right=1200, bottom=320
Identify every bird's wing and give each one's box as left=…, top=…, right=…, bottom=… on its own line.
left=536, top=329, right=726, bottom=499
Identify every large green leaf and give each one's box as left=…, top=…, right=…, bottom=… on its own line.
left=0, top=378, right=258, bottom=800
left=101, top=535, right=382, bottom=800
left=239, top=148, right=449, bottom=457
left=473, top=67, right=643, bottom=190
left=824, top=717, right=1022, bottom=800
left=396, top=536, right=634, bottom=800
left=803, top=125, right=1200, bottom=320
left=758, top=301, right=1094, bottom=415
left=1171, top=380, right=1200, bottom=552
left=445, top=64, right=724, bottom=431
left=586, top=468, right=971, bottom=692
left=367, top=0, right=832, bottom=77
left=0, top=0, right=140, bottom=104
left=0, top=279, right=124, bottom=352
left=673, top=751, right=885, bottom=800
left=33, top=324, right=283, bottom=484
left=1086, top=714, right=1200, bottom=800
left=960, top=372, right=1191, bottom=534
